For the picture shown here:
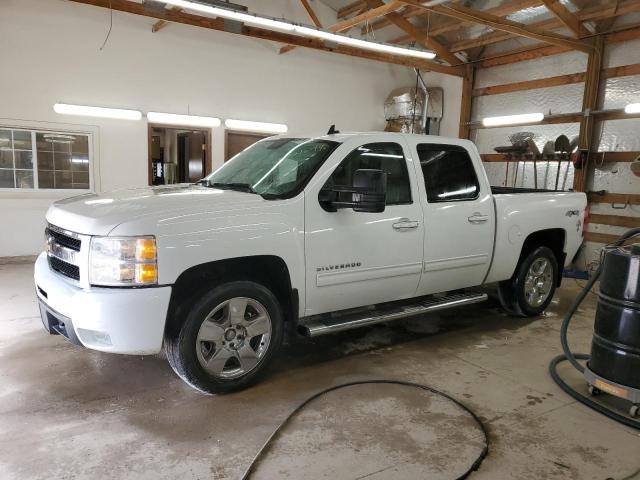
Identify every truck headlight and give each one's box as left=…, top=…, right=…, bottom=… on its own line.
left=89, top=236, right=158, bottom=286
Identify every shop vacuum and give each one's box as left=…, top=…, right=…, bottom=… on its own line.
left=550, top=227, right=640, bottom=428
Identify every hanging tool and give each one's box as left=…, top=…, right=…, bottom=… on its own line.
left=554, top=134, right=570, bottom=191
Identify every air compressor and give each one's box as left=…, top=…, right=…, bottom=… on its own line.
left=550, top=227, right=640, bottom=427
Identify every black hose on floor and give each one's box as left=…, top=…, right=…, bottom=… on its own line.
left=549, top=227, right=640, bottom=430
left=241, top=380, right=489, bottom=480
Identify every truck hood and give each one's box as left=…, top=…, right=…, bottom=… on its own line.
left=46, top=184, right=266, bottom=236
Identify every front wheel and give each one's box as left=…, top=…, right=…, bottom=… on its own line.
left=165, top=281, right=284, bottom=394
left=498, top=246, right=558, bottom=317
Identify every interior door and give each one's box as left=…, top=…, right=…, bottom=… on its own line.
left=412, top=143, right=494, bottom=295
left=304, top=141, right=424, bottom=316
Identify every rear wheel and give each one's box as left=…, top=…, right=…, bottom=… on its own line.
left=165, top=281, right=284, bottom=394
left=498, top=246, right=558, bottom=317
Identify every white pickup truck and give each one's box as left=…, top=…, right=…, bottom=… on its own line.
left=35, top=132, right=586, bottom=393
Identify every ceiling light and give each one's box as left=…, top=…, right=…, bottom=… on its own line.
left=54, top=103, right=142, bottom=120
left=150, top=0, right=436, bottom=61
left=147, top=112, right=221, bottom=127
left=158, top=0, right=295, bottom=31
left=225, top=119, right=288, bottom=134
left=481, top=112, right=544, bottom=127
left=624, top=103, right=640, bottom=114
left=294, top=26, right=436, bottom=60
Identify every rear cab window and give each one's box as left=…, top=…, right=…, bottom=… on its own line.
left=417, top=144, right=480, bottom=203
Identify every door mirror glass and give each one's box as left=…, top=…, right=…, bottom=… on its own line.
left=320, top=168, right=387, bottom=213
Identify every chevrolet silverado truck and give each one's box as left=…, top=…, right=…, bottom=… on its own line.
left=35, top=132, right=587, bottom=393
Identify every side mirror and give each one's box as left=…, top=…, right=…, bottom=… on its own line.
left=319, top=169, right=387, bottom=213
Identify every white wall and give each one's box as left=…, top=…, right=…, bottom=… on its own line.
left=0, top=0, right=462, bottom=257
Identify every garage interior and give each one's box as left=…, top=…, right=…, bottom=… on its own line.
left=1, top=0, right=640, bottom=479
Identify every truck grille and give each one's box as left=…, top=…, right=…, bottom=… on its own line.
left=47, top=228, right=81, bottom=252
left=49, top=256, right=80, bottom=280
left=46, top=225, right=83, bottom=282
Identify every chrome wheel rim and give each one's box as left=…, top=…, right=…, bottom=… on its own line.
left=524, top=258, right=553, bottom=307
left=196, top=297, right=272, bottom=379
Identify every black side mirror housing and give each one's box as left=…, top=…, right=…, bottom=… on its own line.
left=319, top=169, right=387, bottom=213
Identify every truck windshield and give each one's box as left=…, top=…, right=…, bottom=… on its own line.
left=203, top=138, right=339, bottom=199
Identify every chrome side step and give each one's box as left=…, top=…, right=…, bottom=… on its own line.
left=298, top=292, right=488, bottom=337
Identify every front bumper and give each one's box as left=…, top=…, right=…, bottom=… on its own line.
left=34, top=252, right=171, bottom=355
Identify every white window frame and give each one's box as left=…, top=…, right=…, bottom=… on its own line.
left=0, top=121, right=98, bottom=194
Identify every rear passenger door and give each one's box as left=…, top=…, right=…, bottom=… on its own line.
left=412, top=143, right=494, bottom=295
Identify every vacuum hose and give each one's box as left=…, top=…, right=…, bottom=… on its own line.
left=549, top=227, right=640, bottom=429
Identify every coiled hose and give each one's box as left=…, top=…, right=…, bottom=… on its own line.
left=549, top=227, right=640, bottom=429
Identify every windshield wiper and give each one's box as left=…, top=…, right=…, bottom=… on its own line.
left=210, top=182, right=258, bottom=194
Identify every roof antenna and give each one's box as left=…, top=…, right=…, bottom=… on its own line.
left=327, top=124, right=339, bottom=135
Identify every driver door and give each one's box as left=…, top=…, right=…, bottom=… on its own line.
left=303, top=140, right=425, bottom=316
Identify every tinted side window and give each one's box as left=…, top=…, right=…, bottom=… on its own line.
left=326, top=142, right=411, bottom=205
left=417, top=144, right=480, bottom=203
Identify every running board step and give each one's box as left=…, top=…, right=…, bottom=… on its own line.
left=298, top=292, right=488, bottom=337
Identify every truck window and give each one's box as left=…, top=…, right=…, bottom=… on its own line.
left=417, top=144, right=480, bottom=203
left=325, top=142, right=411, bottom=205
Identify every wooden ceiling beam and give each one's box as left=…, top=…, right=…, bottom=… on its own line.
left=477, top=24, right=640, bottom=68
left=447, top=0, right=640, bottom=54
left=279, top=0, right=322, bottom=55
left=363, top=0, right=458, bottom=65
left=283, top=0, right=404, bottom=55
left=400, top=0, right=593, bottom=53
left=299, top=0, right=322, bottom=28
left=67, top=0, right=463, bottom=76
left=330, top=0, right=404, bottom=33
left=541, top=0, right=588, bottom=38
left=383, top=11, right=459, bottom=65
left=364, top=0, right=539, bottom=37
left=337, top=1, right=367, bottom=19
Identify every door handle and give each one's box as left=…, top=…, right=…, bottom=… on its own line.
left=393, top=218, right=420, bottom=230
left=468, top=213, right=489, bottom=224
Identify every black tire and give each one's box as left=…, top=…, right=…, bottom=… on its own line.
left=165, top=281, right=284, bottom=394
left=498, top=246, right=558, bottom=317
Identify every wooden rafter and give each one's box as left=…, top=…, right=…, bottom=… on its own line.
left=366, top=0, right=539, bottom=37
left=282, top=0, right=404, bottom=55
left=299, top=0, right=322, bottom=28
left=399, top=0, right=593, bottom=53
left=364, top=0, right=458, bottom=65
left=385, top=12, right=459, bottom=65
left=338, top=1, right=367, bottom=19
left=440, top=0, right=640, bottom=55
left=67, top=0, right=463, bottom=76
left=280, top=0, right=323, bottom=55
left=541, top=0, right=588, bottom=38
left=477, top=23, right=640, bottom=68
left=331, top=1, right=405, bottom=33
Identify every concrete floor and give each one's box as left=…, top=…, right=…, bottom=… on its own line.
left=1, top=260, right=639, bottom=480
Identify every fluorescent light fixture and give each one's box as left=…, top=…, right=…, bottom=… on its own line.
left=150, top=0, right=435, bottom=61
left=294, top=26, right=436, bottom=60
left=54, top=103, right=142, bottom=120
left=481, top=112, right=544, bottom=127
left=158, top=0, right=295, bottom=31
left=624, top=103, right=640, bottom=114
left=147, top=112, right=221, bottom=127
left=225, top=119, right=288, bottom=134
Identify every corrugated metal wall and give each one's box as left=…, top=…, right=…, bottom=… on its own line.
left=471, top=38, right=640, bottom=270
